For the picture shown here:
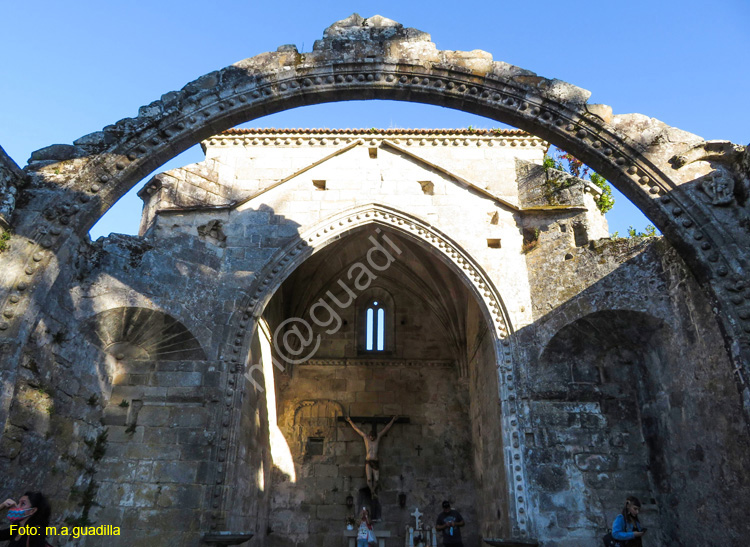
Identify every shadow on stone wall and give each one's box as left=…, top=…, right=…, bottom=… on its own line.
left=515, top=239, right=750, bottom=547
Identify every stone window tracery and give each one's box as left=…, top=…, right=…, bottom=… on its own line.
left=365, top=300, right=386, bottom=351
left=357, top=288, right=395, bottom=354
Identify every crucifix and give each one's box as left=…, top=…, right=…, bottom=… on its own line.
left=411, top=507, right=423, bottom=530
left=340, top=415, right=410, bottom=498
left=416, top=444, right=423, bottom=456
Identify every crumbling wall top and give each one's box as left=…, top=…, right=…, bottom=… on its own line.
left=316, top=13, right=430, bottom=46
left=0, top=144, right=26, bottom=228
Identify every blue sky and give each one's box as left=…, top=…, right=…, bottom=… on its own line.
left=1, top=0, right=748, bottom=239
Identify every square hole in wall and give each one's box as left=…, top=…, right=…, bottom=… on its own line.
left=306, top=437, right=324, bottom=456
left=487, top=238, right=502, bottom=249
left=313, top=180, right=326, bottom=191
left=369, top=148, right=378, bottom=158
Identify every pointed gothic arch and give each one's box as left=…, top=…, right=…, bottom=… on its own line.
left=217, top=203, right=528, bottom=536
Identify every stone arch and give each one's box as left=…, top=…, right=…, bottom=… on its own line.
left=533, top=299, right=675, bottom=358
left=535, top=309, right=670, bottom=390
left=82, top=306, right=207, bottom=361
left=274, top=237, right=473, bottom=371
left=290, top=399, right=345, bottom=458
left=233, top=203, right=512, bottom=346
left=0, top=14, right=748, bottom=542
left=529, top=310, right=679, bottom=542
left=3, top=14, right=748, bottom=434
left=218, top=203, right=529, bottom=537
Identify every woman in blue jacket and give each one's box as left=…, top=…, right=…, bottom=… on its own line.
left=611, top=496, right=646, bottom=545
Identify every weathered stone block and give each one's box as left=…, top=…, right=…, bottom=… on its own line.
left=137, top=406, right=170, bottom=427
left=152, top=461, right=200, bottom=484
left=315, top=503, right=347, bottom=520
left=153, top=372, right=203, bottom=387
left=142, top=426, right=178, bottom=445
left=574, top=453, right=617, bottom=472
left=530, top=465, right=569, bottom=492
left=156, top=484, right=203, bottom=509
left=125, top=443, right=181, bottom=461
left=314, top=463, right=338, bottom=478
left=169, top=406, right=208, bottom=428
left=102, top=406, right=128, bottom=426
left=355, top=391, right=379, bottom=403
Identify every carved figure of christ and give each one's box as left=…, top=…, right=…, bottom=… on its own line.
left=346, top=415, right=398, bottom=498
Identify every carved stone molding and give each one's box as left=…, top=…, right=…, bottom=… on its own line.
left=303, top=358, right=455, bottom=368
left=233, top=204, right=512, bottom=345
left=205, top=128, right=547, bottom=150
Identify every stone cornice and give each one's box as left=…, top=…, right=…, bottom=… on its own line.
left=203, top=129, right=547, bottom=150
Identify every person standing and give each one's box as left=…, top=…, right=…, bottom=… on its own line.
left=610, top=496, right=646, bottom=546
left=436, top=500, right=465, bottom=547
left=356, top=507, right=374, bottom=547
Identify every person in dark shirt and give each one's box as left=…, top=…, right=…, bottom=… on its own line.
left=0, top=492, right=50, bottom=547
left=435, top=500, right=465, bottom=546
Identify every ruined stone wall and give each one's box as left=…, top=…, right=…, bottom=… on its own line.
left=7, top=123, right=746, bottom=547
left=518, top=236, right=750, bottom=546
left=1, top=312, right=111, bottom=536
left=0, top=225, right=267, bottom=545
left=97, top=358, right=219, bottom=545
left=140, top=129, right=548, bottom=335
left=227, top=334, right=270, bottom=538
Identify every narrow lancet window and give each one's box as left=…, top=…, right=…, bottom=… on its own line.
left=365, top=300, right=385, bottom=351
left=376, top=308, right=385, bottom=350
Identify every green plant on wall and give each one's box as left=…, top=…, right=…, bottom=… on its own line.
left=0, top=229, right=10, bottom=252
left=66, top=429, right=108, bottom=526
left=522, top=228, right=540, bottom=254
left=543, top=146, right=615, bottom=214
left=610, top=224, right=658, bottom=240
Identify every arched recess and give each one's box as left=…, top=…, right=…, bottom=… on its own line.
left=529, top=308, right=750, bottom=546
left=83, top=306, right=207, bottom=361
left=530, top=310, right=672, bottom=541
left=215, top=203, right=528, bottom=539
left=2, top=14, right=749, bottom=436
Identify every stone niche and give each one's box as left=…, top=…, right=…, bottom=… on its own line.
left=520, top=236, right=750, bottom=547
left=257, top=217, right=503, bottom=547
